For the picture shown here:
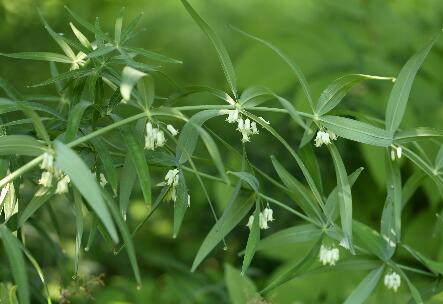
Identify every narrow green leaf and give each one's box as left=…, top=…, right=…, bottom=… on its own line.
left=263, top=236, right=323, bottom=293
left=270, top=155, right=323, bottom=223
left=241, top=200, right=260, bottom=275
left=0, top=99, right=63, bottom=119
left=102, top=190, right=141, bottom=285
left=435, top=146, right=443, bottom=171
left=121, top=127, right=151, bottom=206
left=176, top=109, right=222, bottom=163
left=385, top=33, right=440, bottom=135
left=353, top=221, right=389, bottom=260
left=403, top=245, right=443, bottom=276
left=87, top=45, right=115, bottom=59
left=343, top=266, right=384, bottom=304
left=119, top=154, right=137, bottom=220
left=325, top=167, right=364, bottom=222
left=328, top=144, right=354, bottom=253
left=114, top=8, right=125, bottom=46
left=137, top=73, right=154, bottom=109
left=70, top=22, right=91, bottom=48
left=18, top=105, right=51, bottom=145
left=231, top=26, right=313, bottom=110
left=0, top=52, right=72, bottom=63
left=402, top=171, right=426, bottom=209
left=0, top=135, right=45, bottom=156
left=173, top=170, right=189, bottom=238
left=182, top=0, right=237, bottom=98
left=124, top=47, right=183, bottom=64
left=225, top=264, right=257, bottom=304
left=191, top=186, right=253, bottom=272
left=320, top=115, right=392, bottom=147
left=227, top=171, right=259, bottom=192
left=64, top=6, right=110, bottom=42
left=316, top=74, right=394, bottom=116
left=0, top=76, right=23, bottom=100
left=73, top=188, right=84, bottom=276
left=29, top=68, right=90, bottom=88
left=54, top=141, right=118, bottom=242
left=256, top=224, right=322, bottom=252
left=198, top=128, right=229, bottom=183
left=386, top=151, right=402, bottom=242
left=393, top=128, right=443, bottom=144
left=65, top=101, right=91, bottom=142
left=92, top=138, right=118, bottom=193
left=18, top=188, right=53, bottom=227
left=0, top=225, right=29, bottom=304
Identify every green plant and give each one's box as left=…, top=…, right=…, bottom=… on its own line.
left=0, top=1, right=443, bottom=303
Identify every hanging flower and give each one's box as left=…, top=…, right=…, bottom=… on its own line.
left=247, top=206, right=274, bottom=230
left=246, top=215, right=254, bottom=229
left=259, top=212, right=269, bottom=229
left=145, top=122, right=166, bottom=150
left=221, top=108, right=266, bottom=143
left=319, top=244, right=340, bottom=266
left=40, top=152, right=54, bottom=171
left=39, top=171, right=53, bottom=188
left=55, top=175, right=71, bottom=194
left=99, top=173, right=108, bottom=187
left=164, top=169, right=180, bottom=202
left=166, top=124, right=179, bottom=136
left=314, top=129, right=337, bottom=147
left=262, top=206, right=274, bottom=222
left=71, top=51, right=87, bottom=70
left=384, top=272, right=401, bottom=292
left=390, top=145, right=402, bottom=161
left=187, top=194, right=191, bottom=207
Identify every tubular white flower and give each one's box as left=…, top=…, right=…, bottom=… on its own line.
left=226, top=109, right=239, bottom=123
left=319, top=244, right=340, bottom=266
left=56, top=175, right=71, bottom=194
left=167, top=124, right=179, bottom=136
left=187, top=194, right=191, bottom=207
left=390, top=145, right=403, bottom=161
left=145, top=122, right=166, bottom=150
left=156, top=130, right=166, bottom=147
left=165, top=169, right=179, bottom=187
left=39, top=171, right=53, bottom=188
left=71, top=52, right=87, bottom=70
left=251, top=121, right=259, bottom=134
left=40, top=152, right=54, bottom=171
left=314, top=129, right=337, bottom=147
left=263, top=207, right=274, bottom=222
left=384, top=272, right=401, bottom=292
left=259, top=212, right=269, bottom=229
left=246, top=215, right=254, bottom=230
left=99, top=173, right=108, bottom=187
left=396, top=146, right=402, bottom=159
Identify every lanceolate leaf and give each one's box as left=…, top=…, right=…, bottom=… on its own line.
left=393, top=127, right=443, bottom=144
left=353, top=221, right=390, bottom=260
left=73, top=188, right=84, bottom=276
left=92, top=138, right=118, bottom=193
left=121, top=127, right=151, bottom=206
left=263, top=236, right=323, bottom=293
left=191, top=185, right=254, bottom=272
left=227, top=171, right=259, bottom=192
left=385, top=151, right=402, bottom=242
left=225, top=264, right=257, bottom=304
left=241, top=200, right=260, bottom=275
left=256, top=224, right=322, bottom=252
left=181, top=0, right=237, bottom=98
left=316, top=74, right=394, bottom=116
left=18, top=188, right=54, bottom=227
left=54, top=141, right=118, bottom=242
left=65, top=101, right=92, bottom=142
left=0, top=135, right=45, bottom=157
left=0, top=52, right=72, bottom=63
left=0, top=225, right=29, bottom=304
left=173, top=170, right=189, bottom=238
left=119, top=154, right=137, bottom=220
left=176, top=109, right=222, bottom=163
left=102, top=190, right=141, bottom=286
left=328, top=144, right=354, bottom=253
left=403, top=245, right=443, bottom=276
left=385, top=32, right=441, bottom=135
left=320, top=115, right=392, bottom=147
left=343, top=266, right=385, bottom=304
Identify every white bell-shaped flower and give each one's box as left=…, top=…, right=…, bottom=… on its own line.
left=167, top=124, right=179, bottom=136
left=40, top=152, right=54, bottom=171
left=263, top=206, right=274, bottom=222
left=39, top=171, right=53, bottom=188
left=384, top=272, right=401, bottom=292
left=319, top=244, right=340, bottom=266
left=246, top=215, right=254, bottom=230
left=55, top=175, right=71, bottom=194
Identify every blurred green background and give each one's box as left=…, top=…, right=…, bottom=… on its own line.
left=1, top=0, right=443, bottom=303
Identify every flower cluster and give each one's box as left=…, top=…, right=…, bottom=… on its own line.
left=39, top=152, right=71, bottom=194
left=93, top=172, right=108, bottom=188
left=384, top=272, right=401, bottom=292
left=222, top=109, right=264, bottom=143
left=314, top=129, right=338, bottom=147
left=164, top=169, right=180, bottom=202
left=246, top=206, right=274, bottom=230
left=145, top=122, right=166, bottom=150
left=71, top=52, right=87, bottom=70
left=319, top=244, right=340, bottom=266
left=390, top=145, right=402, bottom=161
